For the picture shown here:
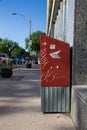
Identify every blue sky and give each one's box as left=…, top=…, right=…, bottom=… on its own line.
left=0, top=0, right=46, bottom=48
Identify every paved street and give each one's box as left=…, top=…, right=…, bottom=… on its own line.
left=0, top=64, right=76, bottom=130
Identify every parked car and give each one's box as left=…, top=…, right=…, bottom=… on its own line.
left=11, top=57, right=25, bottom=64
left=11, top=57, right=18, bottom=64
left=17, top=57, right=25, bottom=64
left=0, top=53, right=11, bottom=65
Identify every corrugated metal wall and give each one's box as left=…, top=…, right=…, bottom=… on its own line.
left=41, top=87, right=70, bottom=112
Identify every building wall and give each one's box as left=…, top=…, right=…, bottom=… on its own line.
left=48, top=0, right=75, bottom=45
left=66, top=0, right=75, bottom=45
left=72, top=0, right=87, bottom=85
left=46, top=0, right=87, bottom=85
left=46, top=0, right=87, bottom=127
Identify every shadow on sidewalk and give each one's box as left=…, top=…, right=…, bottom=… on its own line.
left=0, top=65, right=41, bottom=116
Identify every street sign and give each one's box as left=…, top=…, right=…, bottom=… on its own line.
left=28, top=40, right=32, bottom=46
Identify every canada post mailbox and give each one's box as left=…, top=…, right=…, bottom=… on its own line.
left=40, top=34, right=70, bottom=87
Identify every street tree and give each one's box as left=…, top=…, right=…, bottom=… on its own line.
left=0, top=39, right=19, bottom=56
left=0, top=37, right=3, bottom=42
left=25, top=30, right=45, bottom=54
left=11, top=47, right=26, bottom=57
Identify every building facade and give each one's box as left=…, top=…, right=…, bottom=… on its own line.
left=46, top=0, right=87, bottom=129
left=46, top=0, right=87, bottom=85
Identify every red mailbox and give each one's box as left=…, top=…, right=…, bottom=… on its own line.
left=40, top=34, right=70, bottom=87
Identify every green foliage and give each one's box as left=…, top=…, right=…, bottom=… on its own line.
left=30, top=31, right=45, bottom=52
left=25, top=37, right=29, bottom=49
left=0, top=38, right=26, bottom=57
left=0, top=38, right=19, bottom=56
left=25, top=30, right=45, bottom=53
left=0, top=37, right=3, bottom=42
left=11, top=47, right=26, bottom=57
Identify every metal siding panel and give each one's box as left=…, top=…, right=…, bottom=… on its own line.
left=48, top=87, right=53, bottom=112
left=41, top=87, right=70, bottom=113
left=52, top=87, right=58, bottom=112
left=61, top=87, right=66, bottom=112
left=44, top=87, right=49, bottom=112
left=41, top=87, right=45, bottom=112
left=58, top=87, right=62, bottom=112
left=65, top=87, right=70, bottom=112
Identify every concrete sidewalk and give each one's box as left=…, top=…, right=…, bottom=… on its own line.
left=0, top=64, right=76, bottom=130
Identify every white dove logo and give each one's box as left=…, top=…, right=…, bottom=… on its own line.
left=49, top=50, right=61, bottom=59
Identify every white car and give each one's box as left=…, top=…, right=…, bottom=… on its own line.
left=0, top=53, right=11, bottom=65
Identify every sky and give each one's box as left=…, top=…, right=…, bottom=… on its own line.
left=0, top=0, right=46, bottom=49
